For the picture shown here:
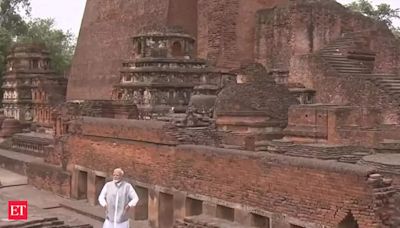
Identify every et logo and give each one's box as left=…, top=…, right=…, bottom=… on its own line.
left=8, top=201, right=28, bottom=220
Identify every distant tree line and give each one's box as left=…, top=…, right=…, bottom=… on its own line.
left=0, top=0, right=76, bottom=75
left=345, top=0, right=400, bottom=36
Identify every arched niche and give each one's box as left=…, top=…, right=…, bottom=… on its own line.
left=338, top=211, right=359, bottom=228
left=171, top=41, right=183, bottom=57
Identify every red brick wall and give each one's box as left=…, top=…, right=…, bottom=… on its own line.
left=167, top=0, right=198, bottom=41
left=197, top=0, right=288, bottom=69
left=67, top=0, right=195, bottom=100
left=65, top=120, right=393, bottom=227
left=28, top=162, right=71, bottom=197
left=255, top=1, right=399, bottom=74
left=74, top=117, right=177, bottom=145
left=290, top=54, right=400, bottom=125
left=68, top=0, right=400, bottom=100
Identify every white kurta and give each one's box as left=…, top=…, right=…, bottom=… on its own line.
left=103, top=219, right=129, bottom=228
left=98, top=181, right=139, bottom=228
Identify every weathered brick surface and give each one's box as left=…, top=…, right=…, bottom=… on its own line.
left=67, top=0, right=196, bottom=100
left=69, top=0, right=290, bottom=100
left=69, top=0, right=399, bottom=101
left=197, top=0, right=288, bottom=69
left=65, top=122, right=396, bottom=227
left=174, top=215, right=247, bottom=228
left=27, top=162, right=71, bottom=198
left=290, top=54, right=400, bottom=125
left=69, top=117, right=177, bottom=145
left=255, top=1, right=399, bottom=74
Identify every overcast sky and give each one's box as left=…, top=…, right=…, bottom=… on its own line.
left=28, top=0, right=399, bottom=36
left=29, top=0, right=87, bottom=36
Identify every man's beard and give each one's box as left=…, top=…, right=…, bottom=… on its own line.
left=113, top=179, right=121, bottom=183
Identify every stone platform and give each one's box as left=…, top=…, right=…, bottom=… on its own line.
left=0, top=168, right=27, bottom=187
left=11, top=132, right=54, bottom=157
left=359, top=153, right=400, bottom=174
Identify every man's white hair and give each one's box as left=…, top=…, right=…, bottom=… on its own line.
left=113, top=168, right=124, bottom=176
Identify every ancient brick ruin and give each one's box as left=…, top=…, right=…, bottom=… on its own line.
left=2, top=0, right=400, bottom=227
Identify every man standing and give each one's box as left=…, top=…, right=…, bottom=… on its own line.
left=98, top=168, right=139, bottom=228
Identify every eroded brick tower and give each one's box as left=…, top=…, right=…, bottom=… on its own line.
left=67, top=0, right=288, bottom=100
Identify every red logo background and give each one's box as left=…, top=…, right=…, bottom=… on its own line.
left=8, top=201, right=28, bottom=220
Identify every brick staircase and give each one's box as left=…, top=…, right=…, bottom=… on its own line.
left=367, top=74, right=400, bottom=101
left=0, top=217, right=92, bottom=228
left=319, top=33, right=400, bottom=104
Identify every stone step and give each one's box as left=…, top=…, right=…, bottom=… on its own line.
left=328, top=43, right=352, bottom=48
left=377, top=81, right=400, bottom=85
left=325, top=42, right=353, bottom=46
left=375, top=82, right=400, bottom=87
left=331, top=40, right=353, bottom=44
left=59, top=201, right=104, bottom=222
left=25, top=220, right=65, bottom=227
left=324, top=60, right=355, bottom=64
left=376, top=78, right=400, bottom=82
left=0, top=217, right=92, bottom=228
left=320, top=50, right=342, bottom=54
left=321, top=44, right=353, bottom=50
left=387, top=88, right=400, bottom=95
left=326, top=60, right=364, bottom=65
left=321, top=46, right=351, bottom=51
left=387, top=87, right=400, bottom=91
left=336, top=70, right=370, bottom=74
left=334, top=66, right=369, bottom=71
left=335, top=67, right=370, bottom=71
left=366, top=75, right=399, bottom=80
left=337, top=70, right=371, bottom=74
left=0, top=168, right=28, bottom=188
left=220, top=144, right=244, bottom=150
left=321, top=53, right=347, bottom=57
left=375, top=78, right=400, bottom=82
left=369, top=74, right=398, bottom=77
left=0, top=148, right=44, bottom=176
left=330, top=63, right=367, bottom=68
left=386, top=89, right=400, bottom=94
left=322, top=57, right=352, bottom=62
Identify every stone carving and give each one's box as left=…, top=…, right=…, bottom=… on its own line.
left=24, top=109, right=33, bottom=121
left=143, top=89, right=152, bottom=105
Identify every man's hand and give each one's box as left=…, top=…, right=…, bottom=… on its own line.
left=124, top=205, right=131, bottom=214
left=103, top=203, right=108, bottom=213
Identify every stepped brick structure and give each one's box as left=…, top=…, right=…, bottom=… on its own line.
left=111, top=28, right=232, bottom=119
left=2, top=43, right=66, bottom=124
left=3, top=0, right=400, bottom=228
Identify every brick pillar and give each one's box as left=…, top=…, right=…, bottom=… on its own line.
left=234, top=209, right=251, bottom=226
left=159, top=192, right=174, bottom=228
left=148, top=189, right=160, bottom=228
left=134, top=186, right=149, bottom=220
left=203, top=202, right=216, bottom=216
left=173, top=191, right=186, bottom=221
left=70, top=168, right=79, bottom=199
left=327, top=109, right=339, bottom=144
left=87, top=172, right=96, bottom=205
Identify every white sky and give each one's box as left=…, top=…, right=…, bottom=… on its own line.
left=337, top=0, right=400, bottom=26
left=28, top=0, right=399, bottom=36
left=29, top=0, right=87, bottom=36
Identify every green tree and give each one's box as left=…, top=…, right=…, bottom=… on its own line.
left=345, top=0, right=400, bottom=32
left=0, top=0, right=31, bottom=74
left=17, top=18, right=76, bottom=74
left=0, top=0, right=31, bottom=35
